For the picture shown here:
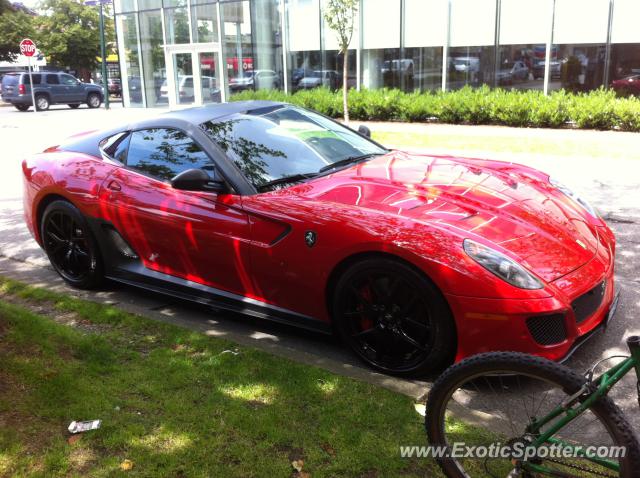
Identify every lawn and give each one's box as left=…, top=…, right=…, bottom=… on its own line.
left=0, top=276, right=486, bottom=477
left=372, top=129, right=640, bottom=161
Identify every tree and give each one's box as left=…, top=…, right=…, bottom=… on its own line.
left=35, top=0, right=114, bottom=75
left=323, top=0, right=358, bottom=123
left=0, top=0, right=36, bottom=62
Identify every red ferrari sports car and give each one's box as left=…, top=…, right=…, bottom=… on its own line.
left=22, top=101, right=618, bottom=376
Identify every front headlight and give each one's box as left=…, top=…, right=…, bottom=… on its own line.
left=549, top=177, right=598, bottom=218
left=463, top=239, right=544, bottom=290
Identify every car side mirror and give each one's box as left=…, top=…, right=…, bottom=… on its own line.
left=357, top=125, right=372, bottom=138
left=171, top=168, right=227, bottom=193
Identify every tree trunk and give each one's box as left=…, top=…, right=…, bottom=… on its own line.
left=342, top=48, right=349, bottom=124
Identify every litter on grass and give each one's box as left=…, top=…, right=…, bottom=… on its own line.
left=68, top=419, right=101, bottom=434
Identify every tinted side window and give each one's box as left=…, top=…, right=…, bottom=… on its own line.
left=126, top=128, right=214, bottom=181
left=61, top=74, right=77, bottom=85
left=46, top=74, right=60, bottom=85
left=22, top=74, right=41, bottom=85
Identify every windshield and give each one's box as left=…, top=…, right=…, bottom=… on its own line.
left=200, top=105, right=387, bottom=190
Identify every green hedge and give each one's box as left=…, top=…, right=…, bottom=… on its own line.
left=229, top=86, right=640, bottom=132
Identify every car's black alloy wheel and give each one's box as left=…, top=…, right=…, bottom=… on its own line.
left=41, top=200, right=103, bottom=289
left=333, top=258, right=456, bottom=377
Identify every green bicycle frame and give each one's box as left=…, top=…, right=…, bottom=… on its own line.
left=520, top=336, right=640, bottom=475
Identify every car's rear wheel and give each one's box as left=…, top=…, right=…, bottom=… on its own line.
left=41, top=200, right=103, bottom=289
left=332, top=258, right=456, bottom=377
left=87, top=93, right=101, bottom=108
left=68, top=104, right=80, bottom=109
left=35, top=94, right=50, bottom=111
left=14, top=104, right=30, bottom=112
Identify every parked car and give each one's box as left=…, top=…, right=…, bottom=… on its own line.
left=23, top=101, right=617, bottom=377
left=95, top=78, right=122, bottom=97
left=126, top=76, right=143, bottom=103
left=230, top=70, right=281, bottom=91
left=105, top=78, right=122, bottom=96
left=611, top=74, right=640, bottom=96
left=452, top=57, right=480, bottom=74
left=1, top=71, right=103, bottom=111
left=158, top=75, right=220, bottom=103
left=533, top=59, right=562, bottom=79
left=297, top=70, right=340, bottom=90
left=497, top=60, right=529, bottom=85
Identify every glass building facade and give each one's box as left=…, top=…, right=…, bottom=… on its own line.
left=114, top=0, right=640, bottom=107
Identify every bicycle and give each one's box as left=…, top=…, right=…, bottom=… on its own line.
left=425, top=336, right=640, bottom=477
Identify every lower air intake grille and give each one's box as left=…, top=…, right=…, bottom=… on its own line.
left=526, top=314, right=567, bottom=346
left=572, top=281, right=606, bottom=325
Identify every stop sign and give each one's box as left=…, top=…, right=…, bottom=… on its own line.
left=20, top=39, right=36, bottom=57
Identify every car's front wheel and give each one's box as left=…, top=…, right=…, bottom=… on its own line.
left=87, top=93, right=101, bottom=108
left=41, top=200, right=104, bottom=289
left=332, top=258, right=456, bottom=377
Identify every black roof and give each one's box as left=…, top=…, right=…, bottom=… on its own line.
left=160, top=100, right=286, bottom=125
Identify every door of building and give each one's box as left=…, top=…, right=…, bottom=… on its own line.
left=164, top=44, right=226, bottom=109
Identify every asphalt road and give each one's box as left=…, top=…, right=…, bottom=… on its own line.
left=1, top=104, right=639, bottom=428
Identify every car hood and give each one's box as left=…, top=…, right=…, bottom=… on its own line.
left=298, top=151, right=599, bottom=283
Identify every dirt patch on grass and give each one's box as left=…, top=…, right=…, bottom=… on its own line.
left=0, top=291, right=111, bottom=336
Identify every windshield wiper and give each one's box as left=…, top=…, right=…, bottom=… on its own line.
left=318, top=153, right=383, bottom=174
left=258, top=172, right=319, bottom=191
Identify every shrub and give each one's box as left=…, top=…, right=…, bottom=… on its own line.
left=229, top=86, right=640, bottom=131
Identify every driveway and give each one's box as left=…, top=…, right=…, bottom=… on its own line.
left=1, top=106, right=639, bottom=428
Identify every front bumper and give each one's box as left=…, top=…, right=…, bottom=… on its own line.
left=448, top=226, right=617, bottom=362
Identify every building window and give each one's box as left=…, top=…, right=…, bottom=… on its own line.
left=139, top=9, right=166, bottom=107
left=117, top=13, right=144, bottom=107
left=251, top=0, right=284, bottom=90
left=191, top=2, right=219, bottom=43
left=609, top=0, right=640, bottom=96
left=447, top=0, right=497, bottom=90
left=165, top=5, right=190, bottom=44
left=222, top=1, right=254, bottom=96
left=287, top=0, right=321, bottom=91
left=361, top=0, right=400, bottom=90
left=496, top=0, right=553, bottom=91
left=548, top=0, right=609, bottom=92
left=403, top=0, right=447, bottom=92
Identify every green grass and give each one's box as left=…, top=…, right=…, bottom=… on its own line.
left=0, top=276, right=488, bottom=477
left=371, top=130, right=640, bottom=161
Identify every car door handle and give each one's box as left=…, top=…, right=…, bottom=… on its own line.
left=107, top=180, right=121, bottom=191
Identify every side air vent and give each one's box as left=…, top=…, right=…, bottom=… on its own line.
left=104, top=227, right=138, bottom=259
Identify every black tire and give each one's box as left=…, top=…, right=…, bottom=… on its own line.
left=35, top=94, right=49, bottom=111
left=14, top=104, right=30, bottom=112
left=426, top=352, right=640, bottom=478
left=332, top=258, right=456, bottom=377
left=40, top=200, right=104, bottom=289
left=87, top=93, right=101, bottom=108
left=68, top=104, right=80, bottom=109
